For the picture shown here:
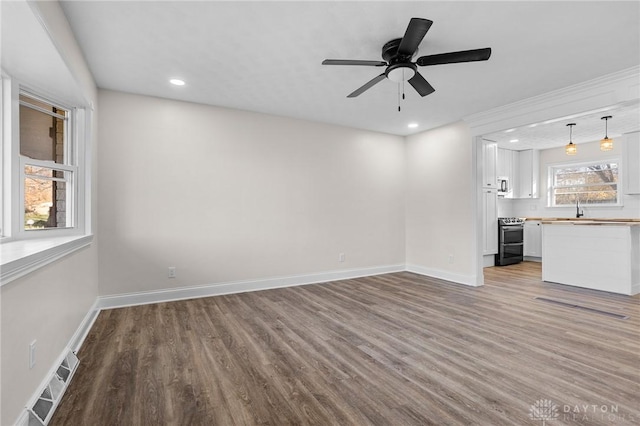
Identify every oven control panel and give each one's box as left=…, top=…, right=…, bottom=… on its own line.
left=498, top=217, right=525, bottom=225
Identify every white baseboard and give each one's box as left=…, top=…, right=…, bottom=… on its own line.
left=69, top=299, right=100, bottom=353
left=13, top=298, right=99, bottom=426
left=406, top=264, right=480, bottom=287
left=98, top=264, right=406, bottom=310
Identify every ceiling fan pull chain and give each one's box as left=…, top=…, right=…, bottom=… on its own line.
left=397, top=84, right=401, bottom=112
left=402, top=76, right=406, bottom=100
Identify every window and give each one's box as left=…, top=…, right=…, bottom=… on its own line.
left=1, top=75, right=92, bottom=284
left=549, top=161, right=620, bottom=207
left=20, top=93, right=75, bottom=230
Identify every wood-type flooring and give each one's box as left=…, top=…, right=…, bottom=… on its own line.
left=51, top=262, right=640, bottom=425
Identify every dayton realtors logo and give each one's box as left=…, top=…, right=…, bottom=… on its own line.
left=529, top=399, right=634, bottom=424
left=529, top=399, right=559, bottom=425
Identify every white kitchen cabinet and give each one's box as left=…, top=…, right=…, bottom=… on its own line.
left=497, top=148, right=517, bottom=198
left=482, top=140, right=498, bottom=189
left=623, top=131, right=640, bottom=194
left=516, top=149, right=539, bottom=198
left=524, top=220, right=542, bottom=258
left=497, top=148, right=511, bottom=178
left=482, top=188, right=498, bottom=255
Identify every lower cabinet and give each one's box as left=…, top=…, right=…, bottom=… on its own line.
left=483, top=188, right=498, bottom=255
left=524, top=220, right=542, bottom=258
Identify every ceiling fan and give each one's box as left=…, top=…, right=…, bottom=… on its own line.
left=322, top=18, right=492, bottom=99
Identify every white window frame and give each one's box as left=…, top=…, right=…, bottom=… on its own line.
left=20, top=157, right=77, bottom=231
left=0, top=74, right=92, bottom=285
left=547, top=158, right=622, bottom=208
left=18, top=90, right=79, bottom=236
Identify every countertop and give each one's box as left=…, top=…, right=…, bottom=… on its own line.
left=525, top=217, right=640, bottom=223
left=538, top=219, right=640, bottom=226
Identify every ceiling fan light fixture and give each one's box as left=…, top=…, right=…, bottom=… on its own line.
left=565, top=123, right=577, bottom=155
left=600, top=115, right=614, bottom=151
left=386, top=64, right=416, bottom=83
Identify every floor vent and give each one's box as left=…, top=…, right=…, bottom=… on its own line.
left=27, top=351, right=79, bottom=425
left=535, top=297, right=629, bottom=320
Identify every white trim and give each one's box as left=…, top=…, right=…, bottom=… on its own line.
left=0, top=234, right=93, bottom=285
left=12, top=297, right=98, bottom=426
left=464, top=66, right=640, bottom=136
left=98, top=264, right=406, bottom=309
left=69, top=298, right=100, bottom=353
left=405, top=264, right=481, bottom=287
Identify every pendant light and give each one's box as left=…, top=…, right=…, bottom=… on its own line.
left=565, top=123, right=577, bottom=155
left=600, top=115, right=614, bottom=151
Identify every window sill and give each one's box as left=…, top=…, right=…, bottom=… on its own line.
left=0, top=234, right=93, bottom=286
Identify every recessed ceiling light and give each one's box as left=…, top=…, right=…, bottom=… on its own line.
left=509, top=139, right=519, bottom=143
left=169, top=79, right=185, bottom=86
left=408, top=123, right=419, bottom=128
left=504, top=128, right=516, bottom=133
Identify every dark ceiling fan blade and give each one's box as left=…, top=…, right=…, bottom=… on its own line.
left=347, top=73, right=387, bottom=98
left=322, top=59, right=387, bottom=66
left=408, top=72, right=435, bottom=97
left=416, top=47, right=492, bottom=66
left=397, top=18, right=433, bottom=56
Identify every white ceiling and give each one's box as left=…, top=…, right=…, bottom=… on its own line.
left=59, top=1, right=640, bottom=137
left=484, top=100, right=640, bottom=151
left=1, top=1, right=86, bottom=106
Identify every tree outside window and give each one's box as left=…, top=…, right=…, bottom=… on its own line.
left=550, top=162, right=619, bottom=206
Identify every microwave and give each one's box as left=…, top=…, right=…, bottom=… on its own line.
left=497, top=176, right=510, bottom=196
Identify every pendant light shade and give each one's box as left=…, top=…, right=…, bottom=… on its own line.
left=565, top=123, right=577, bottom=155
left=600, top=115, right=614, bottom=151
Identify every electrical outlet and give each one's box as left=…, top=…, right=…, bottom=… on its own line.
left=29, top=340, right=36, bottom=369
left=339, top=253, right=345, bottom=262
left=168, top=267, right=176, bottom=278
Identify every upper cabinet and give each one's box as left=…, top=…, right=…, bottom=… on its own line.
left=482, top=140, right=498, bottom=188
left=516, top=149, right=540, bottom=199
left=497, top=148, right=513, bottom=179
left=497, top=148, right=518, bottom=198
left=623, top=131, right=640, bottom=195
left=495, top=148, right=539, bottom=199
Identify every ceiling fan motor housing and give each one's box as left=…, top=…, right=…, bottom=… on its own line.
left=382, top=38, right=414, bottom=63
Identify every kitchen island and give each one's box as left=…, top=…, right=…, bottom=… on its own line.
left=541, top=220, right=640, bottom=295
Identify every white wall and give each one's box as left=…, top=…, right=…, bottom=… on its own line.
left=405, top=121, right=477, bottom=285
left=507, top=138, right=640, bottom=219
left=98, top=90, right=405, bottom=296
left=0, top=2, right=99, bottom=425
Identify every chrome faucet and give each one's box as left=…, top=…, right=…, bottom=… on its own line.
left=576, top=199, right=584, bottom=218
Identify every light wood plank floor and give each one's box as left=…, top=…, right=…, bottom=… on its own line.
left=52, top=262, right=639, bottom=425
